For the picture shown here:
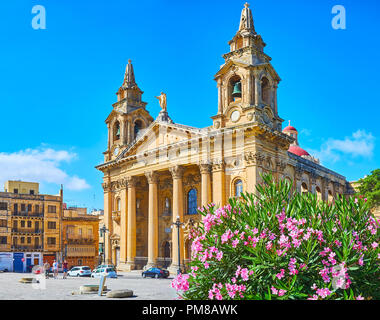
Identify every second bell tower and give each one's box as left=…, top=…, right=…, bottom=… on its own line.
left=212, top=3, right=284, bottom=132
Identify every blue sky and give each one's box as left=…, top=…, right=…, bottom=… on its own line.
left=0, top=0, right=379, bottom=210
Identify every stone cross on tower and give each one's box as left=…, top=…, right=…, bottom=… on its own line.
left=123, top=59, right=136, bottom=88
left=239, top=2, right=256, bottom=34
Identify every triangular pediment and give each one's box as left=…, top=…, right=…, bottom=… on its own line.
left=117, top=120, right=207, bottom=161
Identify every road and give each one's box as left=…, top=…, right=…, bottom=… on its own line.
left=0, top=270, right=178, bottom=300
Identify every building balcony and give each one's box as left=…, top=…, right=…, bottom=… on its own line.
left=66, top=235, right=95, bottom=244
left=44, top=244, right=59, bottom=251
left=12, top=212, right=44, bottom=218
left=0, top=227, right=10, bottom=233
left=11, top=228, right=43, bottom=234
left=0, top=244, right=10, bottom=250
left=0, top=210, right=9, bottom=217
left=11, top=245, right=43, bottom=251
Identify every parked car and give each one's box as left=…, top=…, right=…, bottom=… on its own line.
left=142, top=268, right=169, bottom=279
left=93, top=264, right=115, bottom=272
left=67, top=266, right=92, bottom=277
left=91, top=267, right=117, bottom=279
left=0, top=266, right=9, bottom=272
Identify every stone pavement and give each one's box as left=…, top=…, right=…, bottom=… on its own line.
left=0, top=270, right=178, bottom=300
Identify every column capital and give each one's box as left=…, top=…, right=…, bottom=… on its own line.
left=145, top=171, right=159, bottom=184
left=211, top=159, right=225, bottom=172
left=244, top=152, right=265, bottom=167
left=126, top=176, right=137, bottom=188
left=199, top=163, right=212, bottom=174
left=169, top=165, right=184, bottom=179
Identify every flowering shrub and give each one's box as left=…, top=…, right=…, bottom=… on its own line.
left=172, top=175, right=380, bottom=300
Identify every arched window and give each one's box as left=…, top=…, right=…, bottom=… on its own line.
left=116, top=198, right=121, bottom=212
left=234, top=180, right=243, bottom=197
left=316, top=186, right=322, bottom=201
left=301, top=182, right=308, bottom=195
left=187, top=189, right=198, bottom=215
left=229, top=75, right=242, bottom=103
left=261, top=77, right=271, bottom=106
left=114, top=121, right=120, bottom=141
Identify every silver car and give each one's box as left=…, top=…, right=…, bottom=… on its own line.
left=67, top=266, right=92, bottom=277
left=91, top=267, right=117, bottom=279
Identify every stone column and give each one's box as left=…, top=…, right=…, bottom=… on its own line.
left=120, top=119, right=126, bottom=145
left=102, top=178, right=113, bottom=265
left=322, top=177, right=330, bottom=201
left=254, top=73, right=261, bottom=106
left=107, top=123, right=111, bottom=152
left=199, top=163, right=212, bottom=209
left=217, top=79, right=223, bottom=114
left=118, top=179, right=128, bottom=270
left=273, top=83, right=278, bottom=115
left=244, top=152, right=260, bottom=195
left=169, top=165, right=184, bottom=274
left=126, top=176, right=136, bottom=271
left=211, top=160, right=226, bottom=207
left=145, top=171, right=159, bottom=269
left=294, top=167, right=303, bottom=194
left=310, top=171, right=317, bottom=194
left=247, top=70, right=254, bottom=105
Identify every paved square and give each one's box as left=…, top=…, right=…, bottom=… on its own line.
left=0, top=271, right=178, bottom=300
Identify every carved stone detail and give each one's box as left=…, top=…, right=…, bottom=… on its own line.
left=126, top=176, right=137, bottom=188
left=145, top=171, right=159, bottom=184
left=169, top=165, right=185, bottom=180
left=244, top=152, right=265, bottom=166
left=211, top=159, right=225, bottom=172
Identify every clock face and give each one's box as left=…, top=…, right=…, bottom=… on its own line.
left=231, top=110, right=240, bottom=122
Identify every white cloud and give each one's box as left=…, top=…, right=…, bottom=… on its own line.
left=0, top=147, right=90, bottom=191
left=311, top=130, right=375, bottom=163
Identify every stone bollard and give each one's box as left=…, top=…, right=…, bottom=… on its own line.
left=106, top=290, right=133, bottom=298
left=19, top=277, right=35, bottom=284
left=79, top=284, right=108, bottom=294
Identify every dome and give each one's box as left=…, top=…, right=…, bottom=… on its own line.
left=288, top=145, right=310, bottom=157
left=283, top=125, right=297, bottom=133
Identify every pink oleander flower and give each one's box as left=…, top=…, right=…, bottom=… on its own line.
left=204, top=262, right=209, bottom=269
left=216, top=251, right=223, bottom=261
left=356, top=295, right=364, bottom=300
left=276, top=269, right=285, bottom=280
left=232, top=239, right=240, bottom=248
left=316, top=288, right=331, bottom=299
left=278, top=289, right=287, bottom=297
left=171, top=273, right=190, bottom=292
left=271, top=286, right=278, bottom=295
left=240, top=268, right=249, bottom=281
left=371, top=242, right=378, bottom=249
left=307, top=295, right=319, bottom=300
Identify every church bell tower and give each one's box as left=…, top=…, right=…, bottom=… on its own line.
left=212, top=3, right=284, bottom=131
left=104, top=60, right=154, bottom=162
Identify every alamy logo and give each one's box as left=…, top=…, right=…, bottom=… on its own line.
left=31, top=5, right=46, bottom=30
left=331, top=5, right=346, bottom=30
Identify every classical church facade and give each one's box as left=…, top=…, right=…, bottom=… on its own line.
left=96, top=3, right=348, bottom=273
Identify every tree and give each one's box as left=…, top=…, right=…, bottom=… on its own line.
left=357, top=169, right=380, bottom=209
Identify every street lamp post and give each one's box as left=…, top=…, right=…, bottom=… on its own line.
left=171, top=216, right=185, bottom=275
left=100, top=225, right=109, bottom=264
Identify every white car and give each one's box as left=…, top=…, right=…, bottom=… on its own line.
left=67, top=266, right=92, bottom=277
left=91, top=267, right=117, bottom=279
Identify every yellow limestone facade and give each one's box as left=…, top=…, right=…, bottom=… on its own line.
left=96, top=3, right=348, bottom=273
